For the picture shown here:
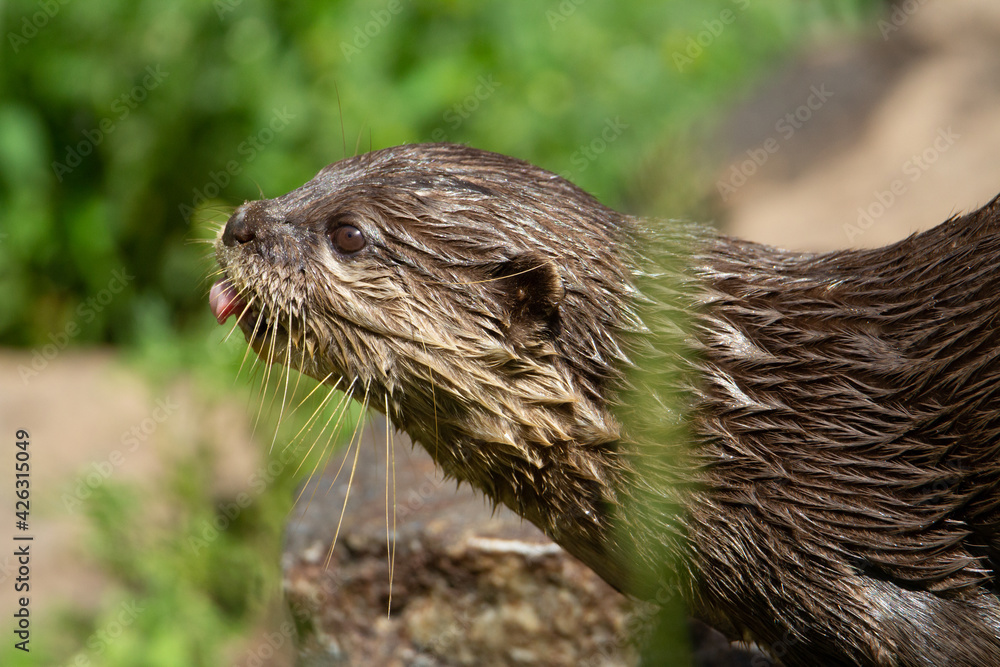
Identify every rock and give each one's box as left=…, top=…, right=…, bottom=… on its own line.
left=282, top=417, right=766, bottom=666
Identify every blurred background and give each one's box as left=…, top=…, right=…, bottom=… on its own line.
left=3, top=0, right=999, bottom=664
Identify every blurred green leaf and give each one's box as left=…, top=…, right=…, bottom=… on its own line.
left=0, top=0, right=883, bottom=347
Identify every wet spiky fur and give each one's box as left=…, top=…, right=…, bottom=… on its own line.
left=215, top=143, right=1000, bottom=666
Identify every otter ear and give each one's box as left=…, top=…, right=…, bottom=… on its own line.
left=492, top=253, right=564, bottom=341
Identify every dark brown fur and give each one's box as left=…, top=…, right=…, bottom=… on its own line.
left=214, top=143, right=1000, bottom=666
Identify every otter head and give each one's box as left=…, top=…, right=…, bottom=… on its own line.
left=211, top=143, right=642, bottom=549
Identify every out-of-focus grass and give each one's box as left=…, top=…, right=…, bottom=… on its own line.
left=0, top=374, right=363, bottom=667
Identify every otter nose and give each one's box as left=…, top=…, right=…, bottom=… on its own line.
left=222, top=207, right=255, bottom=246
left=222, top=202, right=274, bottom=247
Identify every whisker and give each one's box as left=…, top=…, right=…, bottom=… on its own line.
left=267, top=308, right=296, bottom=454
left=336, top=81, right=347, bottom=160
left=293, top=379, right=358, bottom=518
left=420, top=260, right=554, bottom=288
left=354, top=124, right=366, bottom=159
left=290, top=378, right=351, bottom=478
left=285, top=372, right=337, bottom=423
left=385, top=393, right=397, bottom=617
left=287, top=310, right=309, bottom=412
left=250, top=295, right=282, bottom=441
left=232, top=295, right=264, bottom=376
left=223, top=293, right=259, bottom=345
left=202, top=266, right=228, bottom=283
left=326, top=379, right=370, bottom=497
left=323, top=379, right=372, bottom=570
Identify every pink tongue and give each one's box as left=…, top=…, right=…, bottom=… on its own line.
left=209, top=279, right=247, bottom=325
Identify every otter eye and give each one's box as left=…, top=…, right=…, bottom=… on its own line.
left=331, top=224, right=366, bottom=254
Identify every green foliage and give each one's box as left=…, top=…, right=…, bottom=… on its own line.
left=0, top=0, right=882, bottom=349
left=12, top=370, right=355, bottom=667
left=36, top=444, right=296, bottom=666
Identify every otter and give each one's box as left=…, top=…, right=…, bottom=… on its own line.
left=210, top=143, right=1000, bottom=666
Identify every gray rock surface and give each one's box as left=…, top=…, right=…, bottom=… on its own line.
left=281, top=419, right=766, bottom=666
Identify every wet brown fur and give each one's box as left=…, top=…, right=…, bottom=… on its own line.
left=214, top=143, right=1000, bottom=666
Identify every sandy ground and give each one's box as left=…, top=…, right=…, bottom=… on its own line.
left=3, top=0, right=1000, bottom=663
left=718, top=0, right=1000, bottom=250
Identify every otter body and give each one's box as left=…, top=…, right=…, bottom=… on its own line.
left=211, top=143, right=1000, bottom=666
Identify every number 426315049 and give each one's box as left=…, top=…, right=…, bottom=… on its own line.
left=15, top=429, right=30, bottom=526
